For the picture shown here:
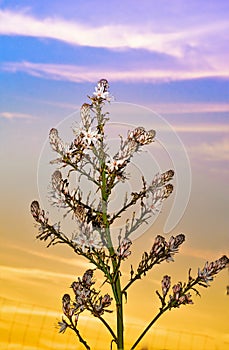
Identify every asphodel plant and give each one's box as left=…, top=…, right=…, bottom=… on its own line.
left=31, top=79, right=228, bottom=350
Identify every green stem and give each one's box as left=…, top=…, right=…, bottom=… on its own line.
left=115, top=275, right=124, bottom=350
left=100, top=162, right=124, bottom=349
left=95, top=101, right=124, bottom=350
left=70, top=319, right=91, bottom=350
left=97, top=314, right=117, bottom=343
left=130, top=306, right=169, bottom=350
left=110, top=190, right=147, bottom=225
left=122, top=256, right=161, bottom=294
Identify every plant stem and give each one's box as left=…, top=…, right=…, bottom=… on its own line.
left=110, top=190, right=147, bottom=225
left=115, top=275, right=124, bottom=350
left=70, top=319, right=91, bottom=350
left=100, top=164, right=124, bottom=349
left=97, top=315, right=117, bottom=343
left=130, top=306, right=169, bottom=350
left=96, top=103, right=125, bottom=350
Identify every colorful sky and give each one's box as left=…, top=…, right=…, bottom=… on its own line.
left=0, top=1, right=229, bottom=349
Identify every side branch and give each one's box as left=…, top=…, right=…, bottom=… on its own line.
left=130, top=306, right=169, bottom=350
left=122, top=256, right=160, bottom=293
left=65, top=158, right=100, bottom=187
left=70, top=319, right=91, bottom=350
left=95, top=314, right=117, bottom=343
left=110, top=189, right=147, bottom=225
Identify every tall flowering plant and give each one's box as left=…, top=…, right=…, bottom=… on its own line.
left=31, top=79, right=228, bottom=350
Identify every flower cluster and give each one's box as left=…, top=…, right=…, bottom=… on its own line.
left=157, top=276, right=193, bottom=310
left=31, top=200, right=48, bottom=225
left=148, top=170, right=174, bottom=213
left=30, top=200, right=64, bottom=245
left=49, top=128, right=71, bottom=158
left=50, top=169, right=100, bottom=225
left=151, top=170, right=174, bottom=187
left=150, top=234, right=185, bottom=262
left=166, top=234, right=186, bottom=262
left=106, top=157, right=128, bottom=176
left=169, top=283, right=193, bottom=307
left=73, top=125, right=101, bottom=147
left=117, top=238, right=132, bottom=260
left=91, top=78, right=112, bottom=103
left=116, top=127, right=156, bottom=164
left=49, top=126, right=100, bottom=166
left=156, top=255, right=229, bottom=312
left=50, top=170, right=69, bottom=208
left=72, top=222, right=102, bottom=252
left=135, top=234, right=185, bottom=278
left=128, top=127, right=156, bottom=145
left=198, top=255, right=229, bottom=286
left=59, top=269, right=113, bottom=333
left=161, top=275, right=171, bottom=297
left=80, top=103, right=92, bottom=131
left=105, top=127, right=156, bottom=182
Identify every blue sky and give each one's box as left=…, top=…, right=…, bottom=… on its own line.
left=1, top=1, right=229, bottom=85
left=1, top=0, right=228, bottom=175
left=1, top=0, right=229, bottom=122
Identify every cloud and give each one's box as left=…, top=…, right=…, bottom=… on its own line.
left=181, top=245, right=227, bottom=261
left=0, top=265, right=75, bottom=281
left=0, top=111, right=35, bottom=120
left=0, top=9, right=197, bottom=56
left=173, top=123, right=229, bottom=133
left=2, top=61, right=229, bottom=83
left=150, top=103, right=229, bottom=115
left=0, top=8, right=229, bottom=62
left=0, top=9, right=180, bottom=55
left=0, top=303, right=60, bottom=317
left=190, top=138, right=229, bottom=161
left=1, top=8, right=229, bottom=82
left=4, top=242, right=90, bottom=269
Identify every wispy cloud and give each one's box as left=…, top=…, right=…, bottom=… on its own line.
left=150, top=103, right=229, bottom=115
left=0, top=9, right=209, bottom=56
left=0, top=9, right=178, bottom=54
left=0, top=8, right=229, bottom=75
left=2, top=61, right=229, bottom=83
left=173, top=124, right=229, bottom=133
left=189, top=138, right=229, bottom=162
left=3, top=242, right=90, bottom=269
left=1, top=303, right=60, bottom=317
left=1, top=8, right=229, bottom=82
left=0, top=111, right=35, bottom=120
left=0, top=265, right=75, bottom=281
left=181, top=245, right=227, bottom=261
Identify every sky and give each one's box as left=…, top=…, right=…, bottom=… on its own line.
left=0, top=0, right=229, bottom=349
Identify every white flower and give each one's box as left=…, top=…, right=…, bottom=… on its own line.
left=58, top=319, right=68, bottom=333
left=93, top=87, right=112, bottom=101
left=72, top=222, right=102, bottom=252
left=88, top=231, right=103, bottom=250
left=72, top=233, right=88, bottom=253
left=73, top=126, right=100, bottom=147
left=93, top=79, right=112, bottom=102
left=81, top=127, right=100, bottom=146
left=106, top=157, right=127, bottom=172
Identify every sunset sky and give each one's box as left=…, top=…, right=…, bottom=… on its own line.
left=0, top=1, right=229, bottom=349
